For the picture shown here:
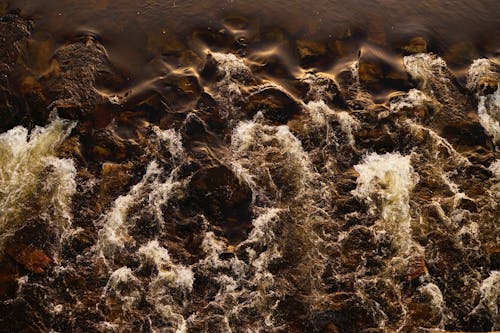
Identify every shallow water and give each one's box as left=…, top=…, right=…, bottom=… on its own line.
left=0, top=1, right=499, bottom=332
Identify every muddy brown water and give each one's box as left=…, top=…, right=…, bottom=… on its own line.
left=1, top=1, right=500, bottom=332
left=6, top=0, right=500, bottom=82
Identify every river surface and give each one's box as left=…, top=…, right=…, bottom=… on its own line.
left=0, top=1, right=499, bottom=332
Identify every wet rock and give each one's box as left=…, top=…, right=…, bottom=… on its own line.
left=5, top=243, right=51, bottom=273
left=354, top=121, right=399, bottom=153
left=188, top=165, right=252, bottom=243
left=246, top=86, right=302, bottom=123
left=0, top=256, right=20, bottom=300
left=389, top=89, right=440, bottom=124
left=401, top=37, right=428, bottom=54
left=403, top=53, right=484, bottom=140
left=86, top=128, right=128, bottom=162
left=19, top=75, right=50, bottom=124
left=308, top=294, right=379, bottom=333
left=155, top=71, right=202, bottom=111
left=297, top=72, right=346, bottom=107
left=296, top=40, right=328, bottom=68
left=192, top=27, right=234, bottom=49
left=0, top=12, right=32, bottom=64
left=0, top=12, right=33, bottom=131
left=0, top=81, right=27, bottom=132
left=195, top=92, right=227, bottom=133
left=181, top=113, right=220, bottom=150
left=358, top=48, right=413, bottom=94
left=441, top=120, right=490, bottom=147
left=340, top=226, right=377, bottom=271
left=407, top=256, right=428, bottom=281
left=56, top=135, right=83, bottom=162
left=41, top=35, right=117, bottom=118
left=97, top=162, right=133, bottom=211
left=65, top=228, right=95, bottom=255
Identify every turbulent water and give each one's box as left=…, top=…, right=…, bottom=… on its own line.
left=0, top=2, right=499, bottom=333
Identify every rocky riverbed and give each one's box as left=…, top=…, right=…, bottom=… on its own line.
left=0, top=5, right=499, bottom=333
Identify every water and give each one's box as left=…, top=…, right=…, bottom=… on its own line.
left=0, top=1, right=499, bottom=332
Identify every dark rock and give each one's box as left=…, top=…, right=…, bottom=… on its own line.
left=5, top=243, right=51, bottom=273
left=97, top=162, right=132, bottom=211
left=441, top=120, right=490, bottom=147
left=297, top=72, right=346, bottom=107
left=40, top=35, right=117, bottom=118
left=340, top=226, right=377, bottom=271
left=246, top=86, right=302, bottom=123
left=0, top=13, right=32, bottom=64
left=296, top=40, right=328, bottom=68
left=196, top=92, right=227, bottom=133
left=401, top=37, right=428, bottom=54
left=84, top=128, right=128, bottom=162
left=358, top=47, right=413, bottom=94
left=0, top=13, right=33, bottom=131
left=0, top=256, right=20, bottom=300
left=188, top=165, right=253, bottom=243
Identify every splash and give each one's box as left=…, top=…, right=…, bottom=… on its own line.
left=305, top=100, right=359, bottom=147
left=477, top=88, right=500, bottom=144
left=0, top=117, right=76, bottom=252
left=467, top=58, right=500, bottom=143
left=96, top=128, right=185, bottom=262
left=231, top=118, right=314, bottom=200
left=353, top=152, right=418, bottom=251
left=472, top=271, right=500, bottom=329
left=403, top=53, right=449, bottom=90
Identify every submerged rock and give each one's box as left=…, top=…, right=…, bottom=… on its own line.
left=246, top=86, right=302, bottom=123
left=41, top=35, right=119, bottom=119
left=401, top=37, right=428, bottom=54
left=188, top=165, right=253, bottom=243
left=296, top=39, right=328, bottom=68
left=0, top=12, right=33, bottom=131
left=0, top=8, right=498, bottom=332
left=358, top=47, right=413, bottom=94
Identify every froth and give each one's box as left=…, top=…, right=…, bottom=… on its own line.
left=0, top=117, right=76, bottom=252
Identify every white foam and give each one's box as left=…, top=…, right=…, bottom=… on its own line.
left=353, top=152, right=418, bottom=251
left=390, top=89, right=433, bottom=113
left=305, top=100, right=359, bottom=147
left=139, top=240, right=194, bottom=292
left=231, top=120, right=314, bottom=197
left=103, top=266, right=142, bottom=313
left=490, top=160, right=500, bottom=178
left=403, top=53, right=449, bottom=90
left=405, top=119, right=471, bottom=167
left=0, top=117, right=76, bottom=251
left=477, top=88, right=500, bottom=144
left=466, top=59, right=500, bottom=144
left=467, top=58, right=498, bottom=93
left=210, top=52, right=253, bottom=117
left=418, top=283, right=445, bottom=325
left=96, top=130, right=185, bottom=263
left=473, top=271, right=500, bottom=329
left=336, top=110, right=360, bottom=147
